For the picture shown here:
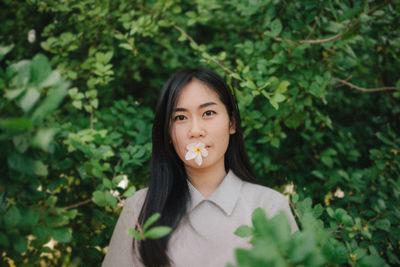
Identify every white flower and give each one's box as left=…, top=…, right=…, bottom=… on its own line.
left=110, top=189, right=120, bottom=197
left=283, top=182, right=295, bottom=195
left=334, top=188, right=345, bottom=198
left=28, top=29, right=36, bottom=43
left=117, top=175, right=128, bottom=189
left=185, top=142, right=208, bottom=166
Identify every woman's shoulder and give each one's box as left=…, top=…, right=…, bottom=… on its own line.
left=241, top=181, right=288, bottom=205
left=125, top=187, right=148, bottom=211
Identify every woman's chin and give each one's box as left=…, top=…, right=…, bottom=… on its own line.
left=185, top=161, right=209, bottom=169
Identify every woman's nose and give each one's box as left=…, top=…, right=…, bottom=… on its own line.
left=189, top=118, right=205, bottom=138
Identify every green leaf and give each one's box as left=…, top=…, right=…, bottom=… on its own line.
left=290, top=231, right=316, bottom=263
left=31, top=82, right=69, bottom=125
left=312, top=204, right=323, bottom=218
left=291, top=194, right=299, bottom=204
left=231, top=73, right=242, bottom=80
left=277, top=80, right=290, bottom=93
left=20, top=209, right=40, bottom=232
left=359, top=255, right=387, bottom=267
left=105, top=190, right=117, bottom=209
left=375, top=219, right=390, bottom=232
left=376, top=132, right=392, bottom=145
left=270, top=19, right=283, bottom=37
left=251, top=207, right=268, bottom=230
left=51, top=227, right=72, bottom=243
left=68, top=87, right=78, bottom=98
left=144, top=226, right=172, bottom=239
left=46, top=196, right=58, bottom=207
left=321, top=155, right=333, bottom=168
left=112, top=175, right=124, bottom=187
left=271, top=138, right=280, bottom=148
left=30, top=54, right=52, bottom=86
left=72, top=100, right=82, bottom=109
left=103, top=178, right=112, bottom=189
left=127, top=229, right=143, bottom=240
left=272, top=93, right=286, bottom=103
left=0, top=118, right=33, bottom=131
left=0, top=44, right=14, bottom=61
left=12, top=133, right=30, bottom=153
left=123, top=186, right=136, bottom=198
left=234, top=225, right=253, bottom=238
left=13, top=236, right=28, bottom=253
left=91, top=98, right=99, bottom=109
left=20, top=88, right=40, bottom=112
left=311, top=171, right=324, bottom=181
left=326, top=207, right=335, bottom=218
left=33, top=225, right=50, bottom=239
left=9, top=60, right=31, bottom=88
left=270, top=99, right=279, bottom=110
left=34, top=160, right=48, bottom=176
left=31, top=128, right=57, bottom=152
left=158, top=20, right=171, bottom=27
left=119, top=43, right=133, bottom=51
left=4, top=206, right=21, bottom=229
left=41, top=71, right=62, bottom=88
left=4, top=89, right=25, bottom=100
left=84, top=104, right=93, bottom=113
left=0, top=232, right=9, bottom=247
left=143, top=213, right=161, bottom=232
left=92, top=191, right=107, bottom=207
left=7, top=152, right=35, bottom=175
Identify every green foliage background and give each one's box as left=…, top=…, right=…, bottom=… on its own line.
left=1, top=0, right=399, bottom=266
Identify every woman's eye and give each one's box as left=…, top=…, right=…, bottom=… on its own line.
left=203, top=110, right=216, bottom=117
left=174, top=115, right=186, bottom=121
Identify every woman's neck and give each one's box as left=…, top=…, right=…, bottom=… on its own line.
left=185, top=164, right=227, bottom=198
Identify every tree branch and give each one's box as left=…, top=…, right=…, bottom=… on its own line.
left=64, top=199, right=92, bottom=210
left=300, top=0, right=392, bottom=44
left=333, top=78, right=398, bottom=92
left=334, top=75, right=352, bottom=88
left=172, top=24, right=235, bottom=75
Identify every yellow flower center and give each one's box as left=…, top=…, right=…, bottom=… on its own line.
left=194, top=147, right=202, bottom=154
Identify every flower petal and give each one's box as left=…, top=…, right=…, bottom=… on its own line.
left=187, top=143, right=196, bottom=150
left=201, top=149, right=208, bottom=157
left=185, top=150, right=197, bottom=160
left=195, top=154, right=202, bottom=166
left=197, top=142, right=206, bottom=149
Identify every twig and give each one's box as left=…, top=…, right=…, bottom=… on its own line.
left=90, top=99, right=94, bottom=129
left=171, top=24, right=235, bottom=75
left=334, top=75, right=352, bottom=88
left=131, top=209, right=146, bottom=240
left=64, top=199, right=92, bottom=210
left=114, top=192, right=145, bottom=240
left=289, top=200, right=301, bottom=222
left=300, top=0, right=392, bottom=44
left=305, top=9, right=324, bottom=40
left=329, top=223, right=343, bottom=234
left=333, top=78, right=398, bottom=92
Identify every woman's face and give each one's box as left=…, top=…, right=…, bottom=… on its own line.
left=170, top=79, right=235, bottom=171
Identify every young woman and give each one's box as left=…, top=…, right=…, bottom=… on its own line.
left=102, top=68, right=298, bottom=267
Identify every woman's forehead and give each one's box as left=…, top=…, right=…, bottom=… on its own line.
left=175, top=80, right=222, bottom=109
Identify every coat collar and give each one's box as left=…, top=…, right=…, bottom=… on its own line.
left=187, top=170, right=243, bottom=216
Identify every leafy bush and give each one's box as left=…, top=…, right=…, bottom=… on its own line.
left=1, top=0, right=399, bottom=266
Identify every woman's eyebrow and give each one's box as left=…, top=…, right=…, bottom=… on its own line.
left=173, top=107, right=187, bottom=112
left=173, top=102, right=217, bottom=112
left=199, top=101, right=217, bottom=109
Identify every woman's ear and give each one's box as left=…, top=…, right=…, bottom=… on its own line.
left=229, top=117, right=236, bottom=134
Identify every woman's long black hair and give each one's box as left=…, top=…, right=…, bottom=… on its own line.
left=136, top=67, right=257, bottom=266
